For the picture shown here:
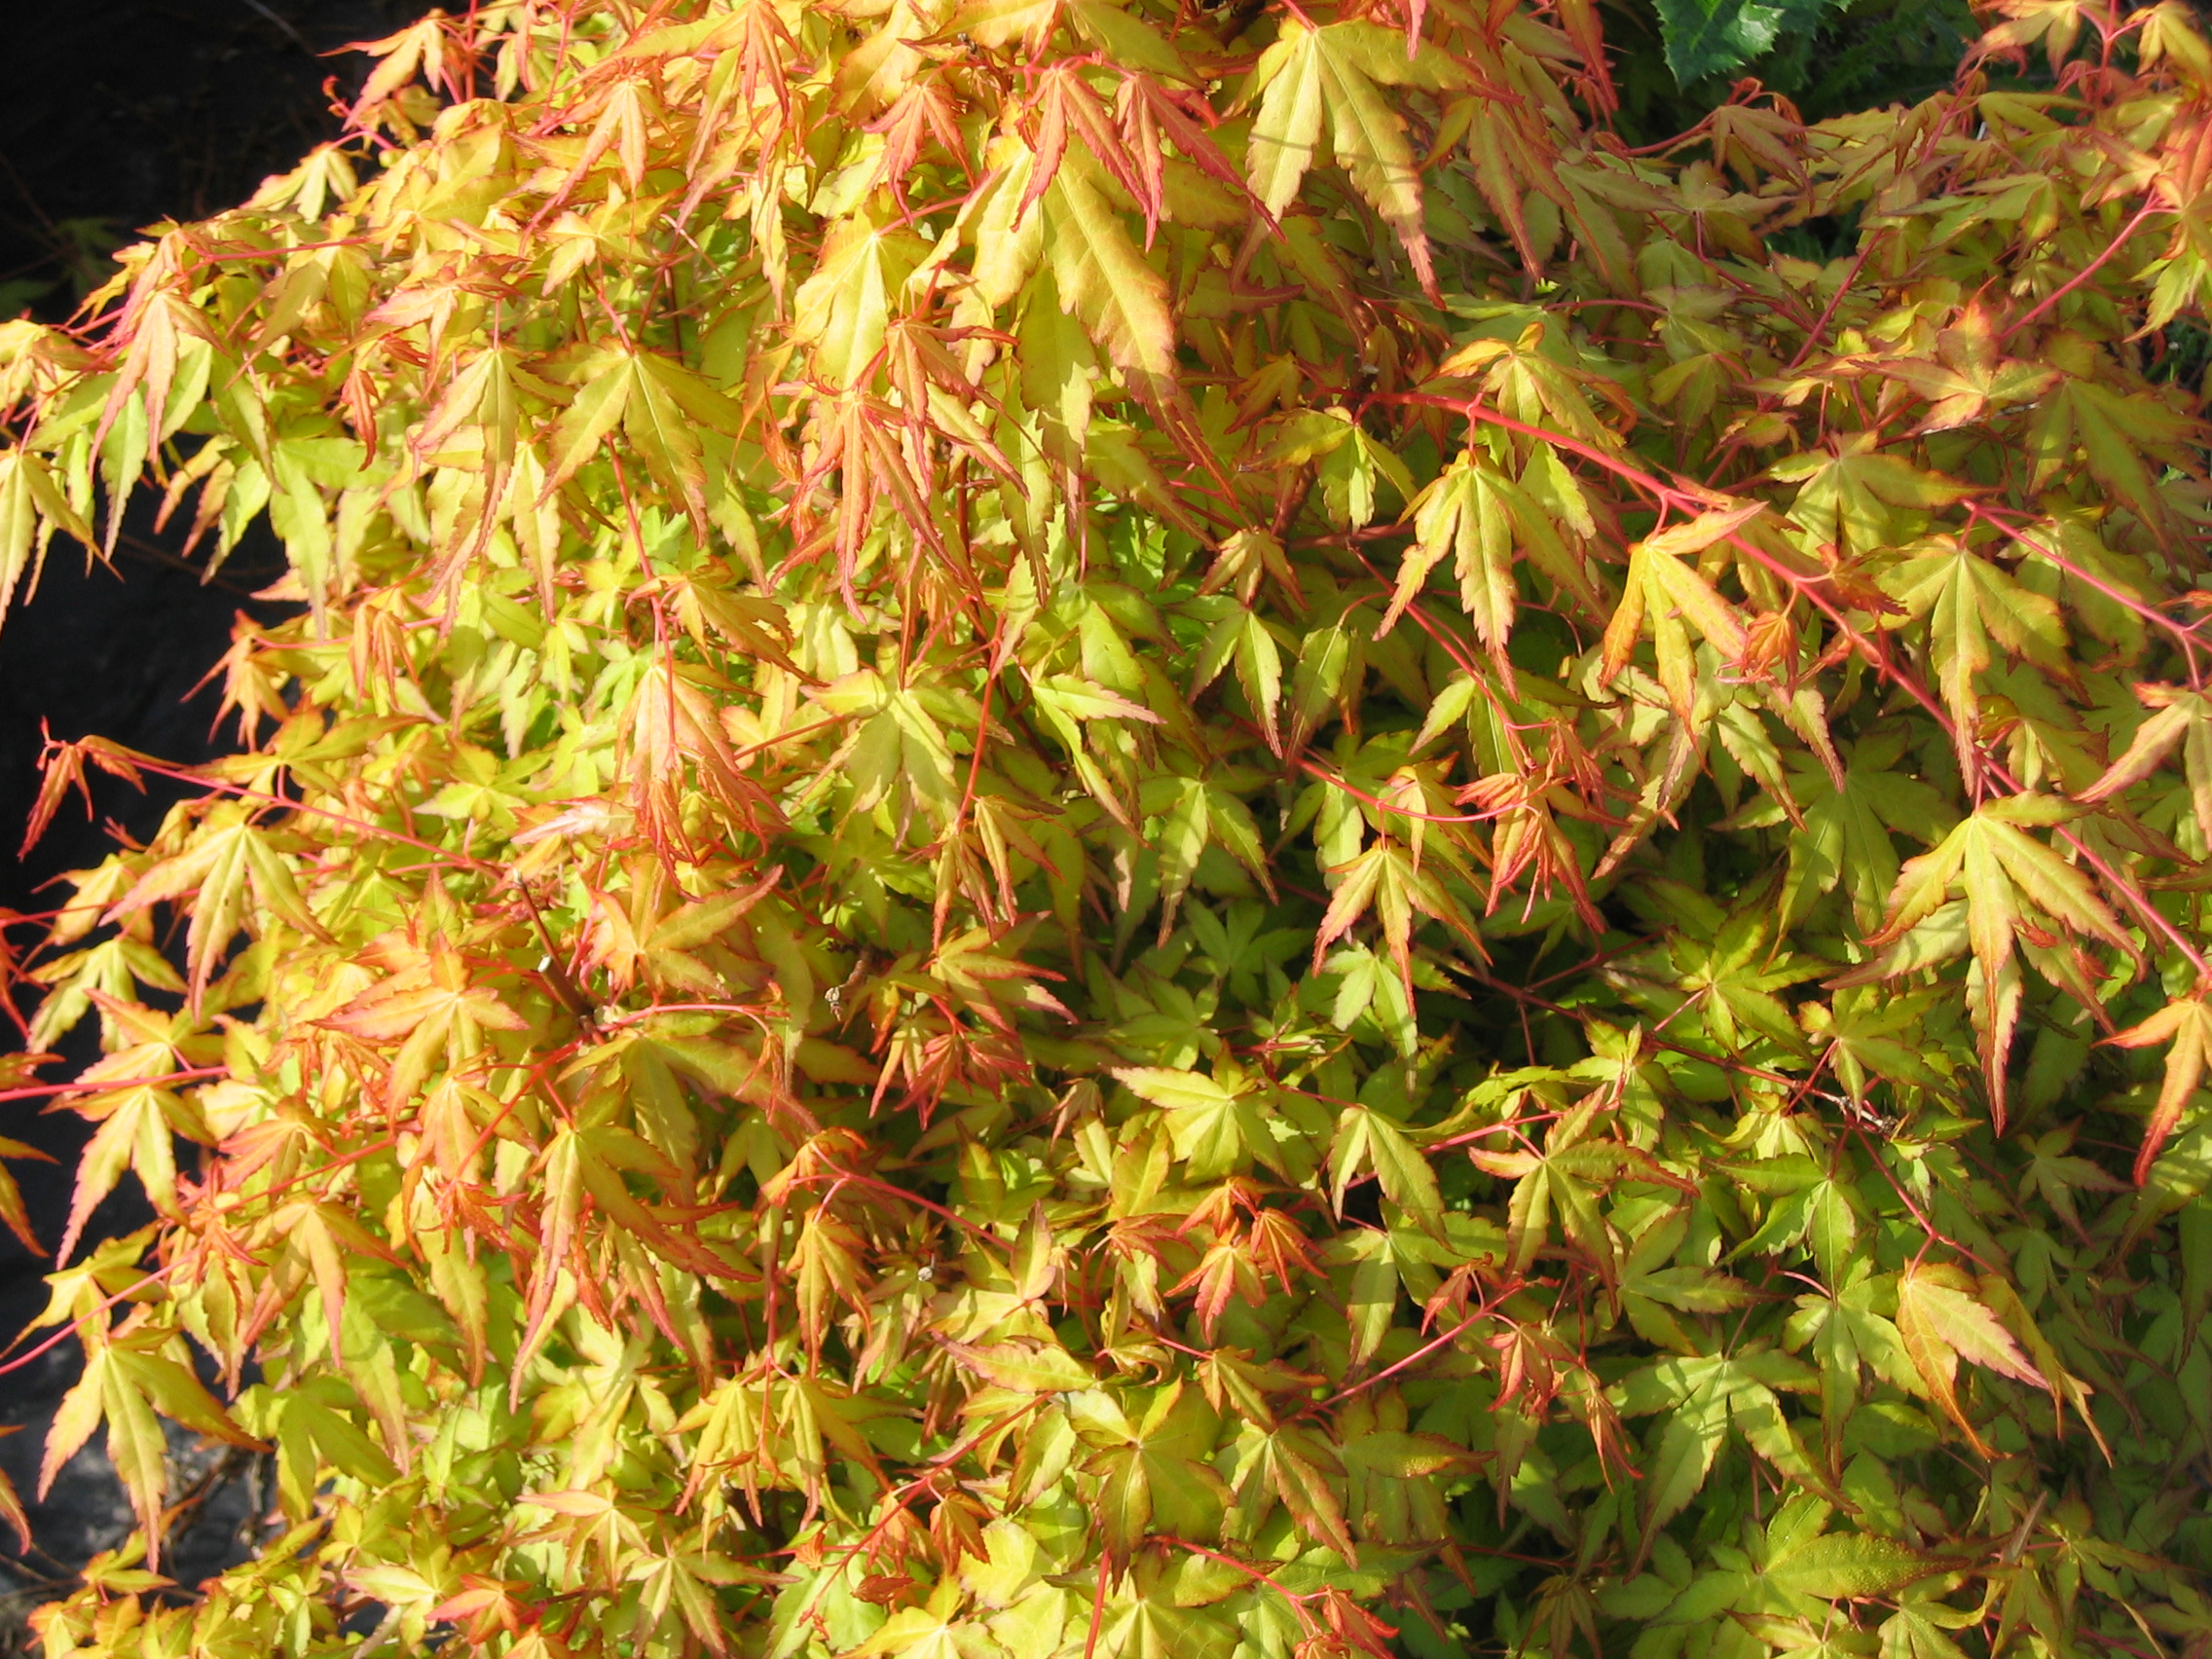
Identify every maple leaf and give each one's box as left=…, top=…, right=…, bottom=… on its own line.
left=1313, top=836, right=1485, bottom=994
left=109, top=808, right=323, bottom=1011
left=1387, top=457, right=1581, bottom=647
left=2106, top=992, right=2212, bottom=1183
left=2025, top=377, right=2207, bottom=537
left=40, top=1335, right=261, bottom=1569
left=621, top=657, right=784, bottom=862
left=319, top=939, right=531, bottom=1107
left=1801, top=987, right=1954, bottom=1103
left=1116, top=1059, right=1286, bottom=1182
left=55, top=999, right=220, bottom=1265
left=1879, top=537, right=2066, bottom=783
left=1043, top=148, right=1181, bottom=402
left=1895, top=1263, right=2046, bottom=1456
left=1190, top=600, right=1288, bottom=753
left=791, top=211, right=929, bottom=389
left=20, top=729, right=152, bottom=859
left=0, top=450, right=93, bottom=634
left=2078, top=682, right=2212, bottom=847
left=1644, top=897, right=1826, bottom=1057
left=1469, top=1097, right=1679, bottom=1284
left=1733, top=725, right=1952, bottom=931
left=1242, top=19, right=1461, bottom=297
left=1600, top=503, right=1759, bottom=719
left=1866, top=309, right=2057, bottom=433
left=0, top=1136, right=54, bottom=1257
left=1610, top=1346, right=1825, bottom=1530
left=1329, top=1104, right=1444, bottom=1236
left=1772, top=434, right=1972, bottom=558
left=1839, top=793, right=2132, bottom=1130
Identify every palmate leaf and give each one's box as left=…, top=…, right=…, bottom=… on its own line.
left=1387, top=456, right=1587, bottom=645
left=1044, top=153, right=1178, bottom=390
left=1894, top=1263, right=2046, bottom=1456
left=1243, top=19, right=1460, bottom=294
left=1600, top=504, right=1756, bottom=719
left=2079, top=682, right=2212, bottom=846
left=0, top=446, right=92, bottom=624
left=2107, top=993, right=2212, bottom=1183
left=0, top=1135, right=53, bottom=1258
left=1115, top=1061, right=1284, bottom=1181
left=1802, top=987, right=1952, bottom=1103
left=108, top=811, right=321, bottom=1011
left=1773, top=437, right=1973, bottom=559
left=792, top=211, right=925, bottom=390
left=8, top=3, right=2212, bottom=1658
left=1762, top=1522, right=1933, bottom=1603
left=1610, top=1348, right=1823, bottom=1529
left=1329, top=1104, right=1445, bottom=1235
left=1745, top=727, right=1952, bottom=930
left=40, top=1338, right=260, bottom=1568
left=1839, top=793, right=2130, bottom=1129
left=1880, top=537, right=2067, bottom=777
left=2025, top=377, right=2208, bottom=536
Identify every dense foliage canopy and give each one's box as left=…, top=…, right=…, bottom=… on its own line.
left=4, top=2, right=2212, bottom=1659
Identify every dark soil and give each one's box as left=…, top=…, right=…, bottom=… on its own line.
left=0, top=0, right=424, bottom=1637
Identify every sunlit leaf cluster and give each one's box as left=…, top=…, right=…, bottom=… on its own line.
left=3, top=2, right=2212, bottom=1659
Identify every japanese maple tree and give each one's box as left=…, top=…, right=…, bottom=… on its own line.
left=3, top=2, right=2212, bottom=1659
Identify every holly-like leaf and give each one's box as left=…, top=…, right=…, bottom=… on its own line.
left=1650, top=0, right=1850, bottom=85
